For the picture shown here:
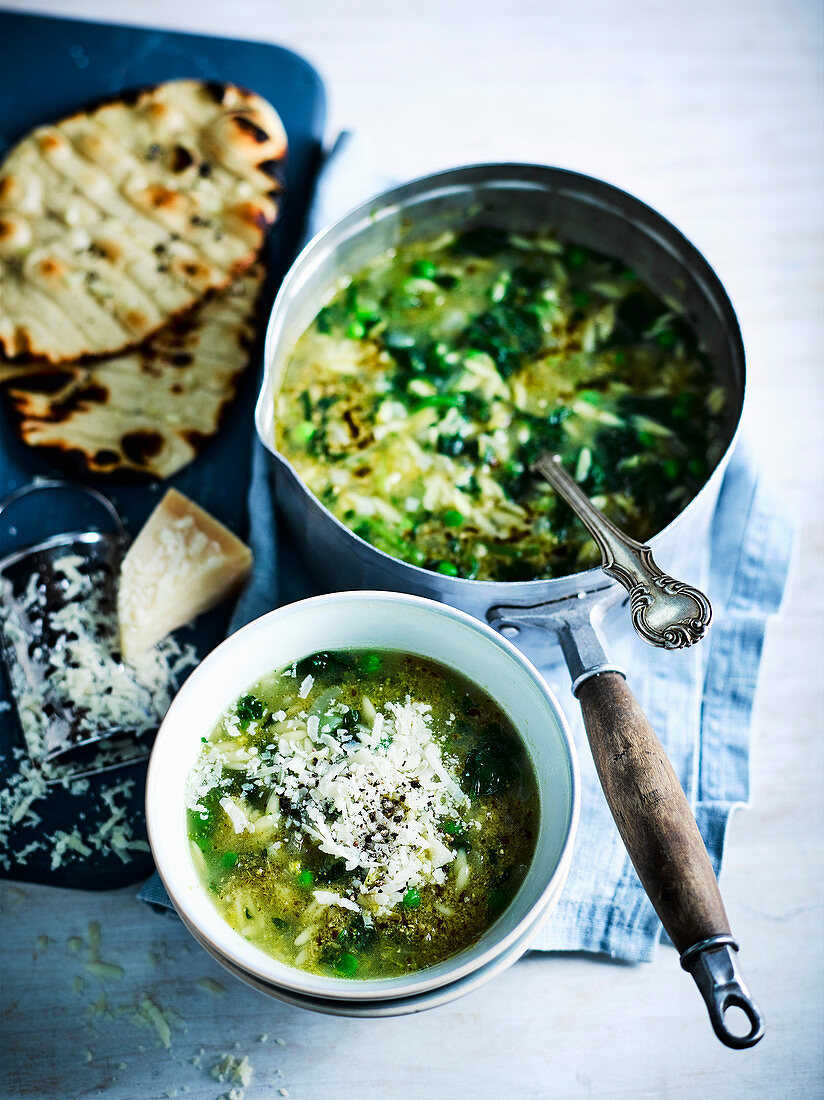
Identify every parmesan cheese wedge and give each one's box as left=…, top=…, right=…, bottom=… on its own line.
left=118, top=489, right=252, bottom=662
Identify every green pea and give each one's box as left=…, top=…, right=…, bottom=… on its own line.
left=402, top=888, right=421, bottom=909
left=294, top=421, right=315, bottom=445
left=672, top=392, right=696, bottom=421
left=334, top=952, right=359, bottom=977
left=437, top=561, right=459, bottom=576
left=613, top=350, right=627, bottom=367
left=346, top=320, right=366, bottom=339
left=411, top=259, right=436, bottom=279
left=637, top=430, right=656, bottom=449
left=359, top=653, right=382, bottom=674
left=297, top=870, right=315, bottom=889
left=443, top=509, right=464, bottom=527
left=221, top=852, right=238, bottom=868
left=655, top=329, right=677, bottom=348
left=663, top=458, right=681, bottom=480
left=687, top=457, right=707, bottom=479
left=566, top=246, right=588, bottom=269
left=571, top=290, right=590, bottom=310
left=579, top=389, right=601, bottom=405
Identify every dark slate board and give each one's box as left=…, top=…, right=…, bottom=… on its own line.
left=0, top=11, right=326, bottom=889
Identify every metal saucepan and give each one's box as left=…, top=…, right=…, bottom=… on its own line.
left=254, top=163, right=762, bottom=1047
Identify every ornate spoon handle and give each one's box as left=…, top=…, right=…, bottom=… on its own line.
left=532, top=454, right=712, bottom=649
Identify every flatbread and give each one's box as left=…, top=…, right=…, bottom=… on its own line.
left=0, top=263, right=265, bottom=479
left=0, top=80, right=286, bottom=363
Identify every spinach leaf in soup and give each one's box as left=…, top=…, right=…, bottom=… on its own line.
left=185, top=651, right=539, bottom=979
left=275, top=229, right=727, bottom=581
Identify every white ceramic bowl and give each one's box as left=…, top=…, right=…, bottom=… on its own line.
left=146, top=591, right=579, bottom=1006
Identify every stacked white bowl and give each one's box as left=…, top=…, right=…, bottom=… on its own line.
left=146, top=592, right=579, bottom=1016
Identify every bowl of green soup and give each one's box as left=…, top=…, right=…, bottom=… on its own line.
left=146, top=591, right=579, bottom=1009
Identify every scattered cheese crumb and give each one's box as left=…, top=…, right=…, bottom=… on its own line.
left=85, top=960, right=125, bottom=980
left=195, top=977, right=225, bottom=996
left=211, top=1054, right=252, bottom=1087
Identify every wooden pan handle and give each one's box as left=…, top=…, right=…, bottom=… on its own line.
left=577, top=671, right=728, bottom=950
left=576, top=671, right=764, bottom=1047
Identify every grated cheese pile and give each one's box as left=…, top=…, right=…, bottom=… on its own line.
left=1, top=553, right=195, bottom=767
left=187, top=693, right=470, bottom=915
left=0, top=554, right=194, bottom=872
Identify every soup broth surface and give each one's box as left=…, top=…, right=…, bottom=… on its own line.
left=276, top=227, right=728, bottom=581
left=186, top=650, right=539, bottom=979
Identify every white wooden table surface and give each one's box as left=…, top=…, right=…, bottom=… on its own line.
left=1, top=2, right=822, bottom=1097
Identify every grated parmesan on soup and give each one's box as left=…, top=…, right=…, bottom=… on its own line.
left=189, top=694, right=468, bottom=915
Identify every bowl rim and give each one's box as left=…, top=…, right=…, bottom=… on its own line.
left=146, top=590, right=580, bottom=1001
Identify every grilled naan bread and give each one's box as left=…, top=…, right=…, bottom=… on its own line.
left=0, top=264, right=265, bottom=479
left=0, top=80, right=286, bottom=362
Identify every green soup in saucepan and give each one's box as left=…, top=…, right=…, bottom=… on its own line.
left=275, top=228, right=728, bottom=581
left=186, top=650, right=539, bottom=979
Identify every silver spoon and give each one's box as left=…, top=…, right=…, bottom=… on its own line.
left=532, top=454, right=712, bottom=649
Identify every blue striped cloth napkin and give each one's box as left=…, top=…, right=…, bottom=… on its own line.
left=140, top=137, right=793, bottom=964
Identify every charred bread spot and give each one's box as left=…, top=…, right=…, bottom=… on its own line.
left=40, top=381, right=109, bottom=423
left=179, top=261, right=212, bottom=283
left=259, top=158, right=287, bottom=187
left=38, top=131, right=62, bottom=153
left=182, top=428, right=210, bottom=451
left=93, top=448, right=120, bottom=466
left=35, top=258, right=65, bottom=280
left=125, top=309, right=149, bottom=331
left=204, top=81, right=229, bottom=105
left=233, top=114, right=271, bottom=144
left=5, top=370, right=74, bottom=395
left=171, top=352, right=193, bottom=366
left=146, top=186, right=179, bottom=210
left=92, top=239, right=123, bottom=262
left=121, top=429, right=164, bottom=464
left=235, top=202, right=268, bottom=230
left=171, top=144, right=195, bottom=172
